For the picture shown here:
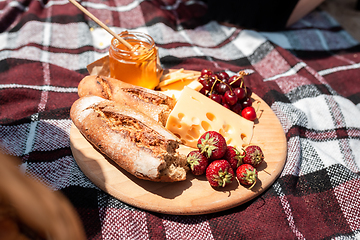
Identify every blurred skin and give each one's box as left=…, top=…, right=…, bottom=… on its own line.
left=286, top=0, right=325, bottom=27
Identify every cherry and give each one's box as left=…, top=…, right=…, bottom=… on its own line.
left=201, top=69, right=213, bottom=77
left=198, top=68, right=256, bottom=118
left=199, top=75, right=216, bottom=91
left=245, top=87, right=252, bottom=97
left=222, top=103, right=231, bottom=109
left=213, top=81, right=220, bottom=91
left=198, top=76, right=206, bottom=85
left=208, top=74, right=217, bottom=87
left=216, top=82, right=230, bottom=95
left=241, top=97, right=252, bottom=108
left=233, top=87, right=246, bottom=101
left=210, top=94, right=223, bottom=104
left=228, top=75, right=241, bottom=88
left=216, top=71, right=229, bottom=81
left=231, top=103, right=243, bottom=115
left=224, top=90, right=238, bottom=105
left=202, top=80, right=212, bottom=91
left=242, top=106, right=257, bottom=121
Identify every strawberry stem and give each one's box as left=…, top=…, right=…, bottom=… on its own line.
left=248, top=180, right=256, bottom=190
left=244, top=168, right=257, bottom=190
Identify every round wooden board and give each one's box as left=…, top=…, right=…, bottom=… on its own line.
left=70, top=88, right=287, bottom=215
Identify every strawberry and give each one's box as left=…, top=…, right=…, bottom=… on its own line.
left=242, top=145, right=264, bottom=167
left=187, top=150, right=209, bottom=175
left=236, top=164, right=258, bottom=189
left=197, top=131, right=227, bottom=160
left=206, top=160, right=234, bottom=187
left=224, top=146, right=244, bottom=171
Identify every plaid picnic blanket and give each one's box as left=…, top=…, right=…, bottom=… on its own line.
left=1, top=0, right=360, bottom=239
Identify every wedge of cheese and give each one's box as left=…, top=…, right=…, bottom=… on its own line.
left=165, top=87, right=254, bottom=149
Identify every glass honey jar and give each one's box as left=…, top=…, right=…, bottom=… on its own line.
left=108, top=31, right=161, bottom=89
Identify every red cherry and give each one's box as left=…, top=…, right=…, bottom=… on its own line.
left=241, top=97, right=252, bottom=108
left=242, top=106, right=257, bottom=121
left=210, top=94, right=223, bottom=104
left=233, top=87, right=246, bottom=101
left=231, top=103, right=243, bottom=114
left=198, top=76, right=206, bottom=85
left=224, top=90, right=238, bottom=105
left=222, top=103, right=231, bottom=109
left=201, top=69, right=213, bottom=77
left=202, top=80, right=212, bottom=91
left=228, top=75, right=241, bottom=88
left=216, top=71, right=229, bottom=81
left=245, top=87, right=252, bottom=97
left=216, top=82, right=230, bottom=95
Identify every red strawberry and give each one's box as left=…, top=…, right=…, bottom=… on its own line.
left=206, top=160, right=234, bottom=187
left=236, top=164, right=258, bottom=189
left=187, top=150, right=209, bottom=175
left=197, top=131, right=227, bottom=160
left=224, top=146, right=244, bottom=171
left=242, top=145, right=264, bottom=167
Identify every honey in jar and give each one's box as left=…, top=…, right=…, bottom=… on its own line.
left=109, top=31, right=161, bottom=89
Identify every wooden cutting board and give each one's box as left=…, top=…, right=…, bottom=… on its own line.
left=70, top=89, right=287, bottom=215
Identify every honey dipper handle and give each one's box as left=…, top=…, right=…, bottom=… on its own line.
left=68, top=0, right=133, bottom=50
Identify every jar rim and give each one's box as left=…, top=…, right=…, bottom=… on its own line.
left=110, top=31, right=155, bottom=55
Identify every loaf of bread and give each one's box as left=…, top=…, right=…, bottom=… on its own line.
left=70, top=95, right=188, bottom=182
left=77, top=75, right=175, bottom=126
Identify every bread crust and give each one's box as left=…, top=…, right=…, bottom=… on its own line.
left=78, top=75, right=175, bottom=125
left=70, top=96, right=188, bottom=182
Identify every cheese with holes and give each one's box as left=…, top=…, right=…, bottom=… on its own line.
left=165, top=87, right=254, bottom=149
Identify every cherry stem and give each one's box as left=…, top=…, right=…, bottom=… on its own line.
left=237, top=70, right=248, bottom=89
left=255, top=101, right=261, bottom=113
left=209, top=76, right=220, bottom=95
left=238, top=70, right=249, bottom=77
left=229, top=76, right=241, bottom=86
left=222, top=79, right=234, bottom=94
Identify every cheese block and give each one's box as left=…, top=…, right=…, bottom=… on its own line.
left=165, top=87, right=254, bottom=149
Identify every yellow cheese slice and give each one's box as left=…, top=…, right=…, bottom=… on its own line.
left=158, top=68, right=202, bottom=93
left=165, top=87, right=254, bottom=150
left=160, top=78, right=202, bottom=91
left=160, top=80, right=203, bottom=101
left=158, top=73, right=196, bottom=88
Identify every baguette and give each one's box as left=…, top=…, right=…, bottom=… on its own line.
left=70, top=95, right=188, bottom=182
left=78, top=75, right=175, bottom=126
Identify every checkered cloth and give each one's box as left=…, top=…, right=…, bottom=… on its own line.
left=1, top=0, right=360, bottom=239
